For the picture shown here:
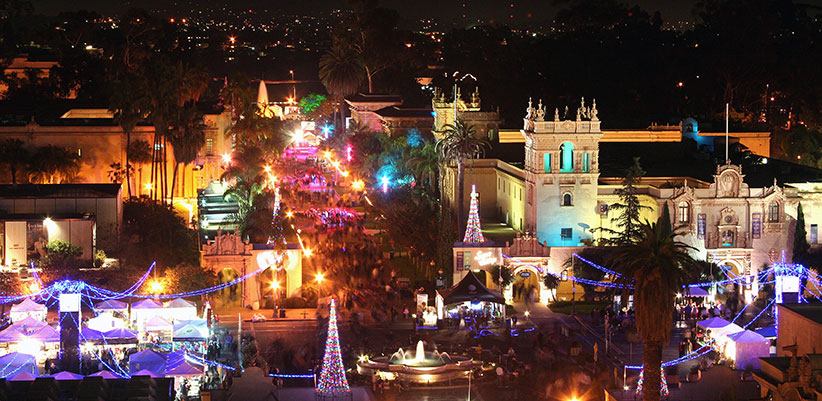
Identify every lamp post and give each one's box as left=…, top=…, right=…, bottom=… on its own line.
left=316, top=273, right=324, bottom=300
left=271, top=280, right=279, bottom=318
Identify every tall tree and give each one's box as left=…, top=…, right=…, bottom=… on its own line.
left=597, top=157, right=651, bottom=245
left=609, top=207, right=697, bottom=401
left=436, top=118, right=489, bottom=233
left=27, top=145, right=80, bottom=184
left=168, top=104, right=206, bottom=198
left=319, top=44, right=365, bottom=139
left=794, top=202, right=810, bottom=264
left=405, top=141, right=440, bottom=195
left=0, top=138, right=28, bottom=184
left=110, top=71, right=146, bottom=197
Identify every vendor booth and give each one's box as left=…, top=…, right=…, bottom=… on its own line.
left=697, top=317, right=743, bottom=344
left=435, top=271, right=506, bottom=322
left=163, top=299, right=198, bottom=322
left=144, top=316, right=173, bottom=340
left=131, top=299, right=163, bottom=328
left=94, top=299, right=128, bottom=315
left=0, top=352, right=37, bottom=377
left=9, top=299, right=47, bottom=323
left=87, top=313, right=126, bottom=333
left=725, top=330, right=770, bottom=370
left=128, top=349, right=167, bottom=374
left=102, top=328, right=139, bottom=345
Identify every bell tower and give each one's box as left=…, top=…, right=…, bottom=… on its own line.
left=522, top=98, right=602, bottom=246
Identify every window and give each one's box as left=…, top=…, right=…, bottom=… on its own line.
left=206, top=138, right=214, bottom=154
left=77, top=148, right=82, bottom=157
left=678, top=202, right=690, bottom=223
left=562, top=193, right=572, bottom=206
left=582, top=152, right=590, bottom=173
left=560, top=142, right=574, bottom=173
left=768, top=202, right=779, bottom=222
left=560, top=228, right=572, bottom=239
left=498, top=178, right=501, bottom=189
left=544, top=153, right=551, bottom=173
left=812, top=224, right=818, bottom=244
left=722, top=229, right=735, bottom=247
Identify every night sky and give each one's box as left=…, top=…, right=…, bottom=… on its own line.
left=32, top=0, right=702, bottom=22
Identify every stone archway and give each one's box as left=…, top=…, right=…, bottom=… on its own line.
left=218, top=268, right=241, bottom=306
left=511, top=264, right=545, bottom=304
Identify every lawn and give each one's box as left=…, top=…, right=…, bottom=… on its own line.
left=548, top=300, right=610, bottom=315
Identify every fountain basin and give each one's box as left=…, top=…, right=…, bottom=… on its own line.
left=356, top=341, right=475, bottom=383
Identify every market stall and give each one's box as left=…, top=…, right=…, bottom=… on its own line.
left=724, top=330, right=770, bottom=370
left=0, top=352, right=37, bottom=377
left=144, top=316, right=173, bottom=341
left=102, top=328, right=139, bottom=345
left=435, top=271, right=506, bottom=323
left=697, top=317, right=743, bottom=344
left=94, top=300, right=128, bottom=316
left=128, top=349, right=167, bottom=374
left=9, top=299, right=47, bottom=323
left=131, top=299, right=163, bottom=328
left=163, top=299, right=198, bottom=322
left=87, top=313, right=126, bottom=333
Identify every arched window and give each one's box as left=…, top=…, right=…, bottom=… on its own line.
left=562, top=193, right=572, bottom=206
left=678, top=202, right=690, bottom=223
left=768, top=202, right=779, bottom=222
left=560, top=142, right=574, bottom=173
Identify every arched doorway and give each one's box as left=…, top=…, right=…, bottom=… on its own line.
left=218, top=268, right=241, bottom=306
left=511, top=265, right=543, bottom=304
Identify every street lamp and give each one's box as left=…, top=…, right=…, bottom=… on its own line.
left=271, top=280, right=280, bottom=318
left=316, top=273, right=324, bottom=299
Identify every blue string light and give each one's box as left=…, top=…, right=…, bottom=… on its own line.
left=269, top=373, right=316, bottom=379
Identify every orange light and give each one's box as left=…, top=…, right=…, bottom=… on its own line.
left=271, top=280, right=280, bottom=290
left=315, top=273, right=324, bottom=283
left=150, top=280, right=164, bottom=294
left=222, top=153, right=231, bottom=164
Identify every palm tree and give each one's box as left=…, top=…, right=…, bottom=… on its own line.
left=543, top=274, right=560, bottom=302
left=609, top=208, right=697, bottom=401
left=110, top=71, right=146, bottom=198
left=127, top=140, right=152, bottom=197
left=0, top=138, right=28, bottom=184
left=405, top=141, right=439, bottom=194
left=436, top=118, right=489, bottom=232
left=28, top=145, right=80, bottom=184
left=168, top=104, right=206, bottom=198
left=319, top=44, right=365, bottom=139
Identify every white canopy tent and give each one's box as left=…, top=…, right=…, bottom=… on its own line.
left=87, top=313, right=126, bottom=333
left=725, top=330, right=771, bottom=370
left=9, top=298, right=47, bottom=323
left=163, top=299, right=198, bottom=322
left=144, top=316, right=173, bottom=335
left=131, top=299, right=163, bottom=328
left=697, top=317, right=744, bottom=343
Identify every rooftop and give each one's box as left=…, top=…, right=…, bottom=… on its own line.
left=780, top=303, right=822, bottom=325
left=345, top=93, right=403, bottom=104
left=0, top=184, right=122, bottom=198
left=374, top=106, right=433, bottom=119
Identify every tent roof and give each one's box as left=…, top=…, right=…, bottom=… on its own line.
left=0, top=353, right=36, bottom=377
left=132, top=299, right=163, bottom=309
left=30, top=325, right=60, bottom=342
left=697, top=317, right=732, bottom=329
left=132, top=369, right=162, bottom=378
left=165, top=298, right=195, bottom=309
left=165, top=361, right=202, bottom=377
left=727, top=330, right=768, bottom=343
left=130, top=349, right=166, bottom=364
left=51, top=371, right=85, bottom=381
left=11, top=298, right=47, bottom=313
left=145, top=316, right=173, bottom=331
left=173, top=323, right=208, bottom=340
left=8, top=371, right=36, bottom=381
left=687, top=287, right=710, bottom=297
left=103, top=328, right=138, bottom=339
left=755, top=325, right=778, bottom=338
left=89, top=370, right=121, bottom=379
left=80, top=327, right=104, bottom=341
left=94, top=299, right=127, bottom=310
left=436, top=271, right=505, bottom=305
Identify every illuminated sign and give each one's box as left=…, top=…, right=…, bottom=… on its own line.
left=256, top=251, right=286, bottom=271
left=473, top=250, right=496, bottom=267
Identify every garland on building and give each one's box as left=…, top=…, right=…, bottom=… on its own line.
left=463, top=185, right=486, bottom=243
left=635, top=368, right=669, bottom=396
left=316, top=298, right=351, bottom=395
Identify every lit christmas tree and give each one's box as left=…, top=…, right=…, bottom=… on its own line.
left=463, top=185, right=486, bottom=243
left=267, top=186, right=286, bottom=245
left=635, top=368, right=669, bottom=396
left=315, top=298, right=351, bottom=400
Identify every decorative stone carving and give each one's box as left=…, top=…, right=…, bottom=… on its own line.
left=536, top=99, right=545, bottom=121
left=203, top=228, right=250, bottom=256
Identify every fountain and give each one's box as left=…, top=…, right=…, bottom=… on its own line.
left=356, top=341, right=475, bottom=383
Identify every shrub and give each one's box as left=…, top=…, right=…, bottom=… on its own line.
left=282, top=296, right=308, bottom=309
left=44, top=239, right=82, bottom=270
left=93, top=249, right=106, bottom=268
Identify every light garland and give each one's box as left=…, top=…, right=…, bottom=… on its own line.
left=635, top=367, right=669, bottom=396
left=316, top=299, right=350, bottom=395
left=463, top=185, right=486, bottom=243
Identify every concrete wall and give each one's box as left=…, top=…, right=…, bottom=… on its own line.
left=777, top=305, right=822, bottom=356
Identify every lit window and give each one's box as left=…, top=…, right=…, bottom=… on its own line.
left=678, top=202, right=690, bottom=223
left=560, top=228, right=572, bottom=239
left=768, top=202, right=779, bottom=222
left=206, top=138, right=214, bottom=154
left=582, top=152, right=590, bottom=172
left=722, top=229, right=735, bottom=247
left=812, top=224, right=818, bottom=245
left=544, top=153, right=551, bottom=173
